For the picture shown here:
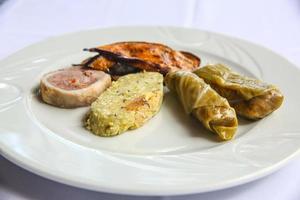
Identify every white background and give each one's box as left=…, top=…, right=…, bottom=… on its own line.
left=0, top=0, right=300, bottom=199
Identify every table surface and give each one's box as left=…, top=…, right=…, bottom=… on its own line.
left=0, top=0, right=300, bottom=199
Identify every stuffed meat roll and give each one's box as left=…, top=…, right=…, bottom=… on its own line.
left=194, top=64, right=284, bottom=120
left=165, top=71, right=238, bottom=140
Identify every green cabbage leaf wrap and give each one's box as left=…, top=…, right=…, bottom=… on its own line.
left=194, top=64, right=284, bottom=119
left=165, top=70, right=238, bottom=140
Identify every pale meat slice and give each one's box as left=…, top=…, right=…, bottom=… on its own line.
left=40, top=66, right=111, bottom=108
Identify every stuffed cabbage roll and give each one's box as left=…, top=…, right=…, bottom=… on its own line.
left=194, top=64, right=284, bottom=120
left=165, top=71, right=238, bottom=140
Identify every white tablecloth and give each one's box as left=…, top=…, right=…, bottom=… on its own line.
left=1, top=0, right=300, bottom=199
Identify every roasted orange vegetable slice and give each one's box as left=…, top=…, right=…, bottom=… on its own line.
left=80, top=42, right=200, bottom=75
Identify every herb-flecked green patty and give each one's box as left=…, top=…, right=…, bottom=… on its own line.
left=86, top=72, right=163, bottom=136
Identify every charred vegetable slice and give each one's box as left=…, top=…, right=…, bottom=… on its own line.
left=80, top=41, right=200, bottom=75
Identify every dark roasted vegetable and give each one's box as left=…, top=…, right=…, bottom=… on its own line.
left=80, top=41, right=200, bottom=75
left=194, top=64, right=284, bottom=120
left=165, top=70, right=238, bottom=140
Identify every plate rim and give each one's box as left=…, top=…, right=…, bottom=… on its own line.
left=1, top=143, right=300, bottom=196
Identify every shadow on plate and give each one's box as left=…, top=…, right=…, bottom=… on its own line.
left=163, top=92, right=220, bottom=142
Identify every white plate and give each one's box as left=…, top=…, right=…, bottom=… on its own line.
left=0, top=27, right=299, bottom=196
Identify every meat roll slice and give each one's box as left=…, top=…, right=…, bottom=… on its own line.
left=40, top=66, right=111, bottom=108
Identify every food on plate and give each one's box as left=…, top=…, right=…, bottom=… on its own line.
left=85, top=72, right=163, bottom=136
left=194, top=64, right=284, bottom=119
left=165, top=70, right=238, bottom=140
left=40, top=66, right=111, bottom=108
left=79, top=41, right=200, bottom=75
left=37, top=37, right=284, bottom=141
